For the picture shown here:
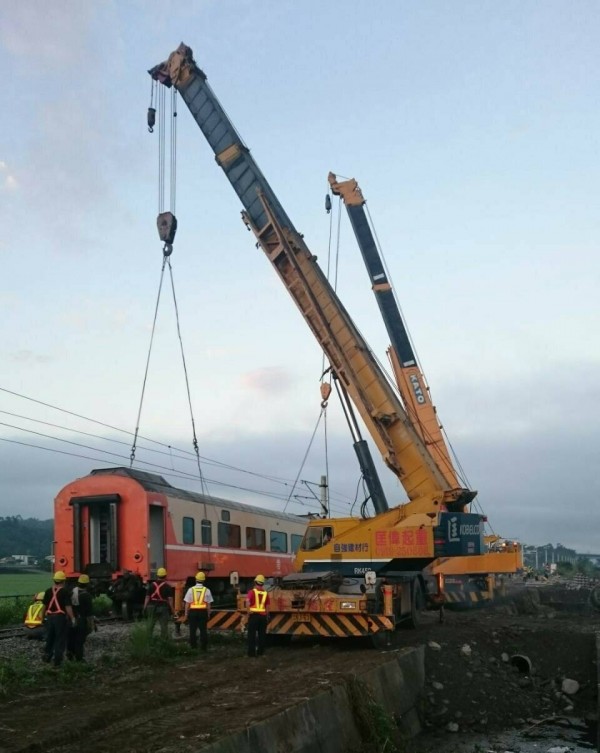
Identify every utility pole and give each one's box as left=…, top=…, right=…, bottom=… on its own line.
left=319, top=475, right=329, bottom=518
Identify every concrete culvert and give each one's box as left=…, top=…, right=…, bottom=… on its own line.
left=510, top=654, right=533, bottom=675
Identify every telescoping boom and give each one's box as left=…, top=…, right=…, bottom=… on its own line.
left=149, top=44, right=485, bottom=637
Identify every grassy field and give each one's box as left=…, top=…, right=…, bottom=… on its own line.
left=0, top=571, right=50, bottom=596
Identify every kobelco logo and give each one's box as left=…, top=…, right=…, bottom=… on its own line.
left=448, top=516, right=459, bottom=543
left=409, top=374, right=426, bottom=404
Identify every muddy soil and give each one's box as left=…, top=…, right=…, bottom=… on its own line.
left=0, top=590, right=598, bottom=753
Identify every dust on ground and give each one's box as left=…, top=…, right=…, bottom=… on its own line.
left=0, top=585, right=598, bottom=753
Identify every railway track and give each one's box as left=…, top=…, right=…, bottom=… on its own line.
left=0, top=615, right=122, bottom=641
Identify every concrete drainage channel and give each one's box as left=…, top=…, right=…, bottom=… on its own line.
left=201, top=645, right=424, bottom=753
left=199, top=630, right=600, bottom=753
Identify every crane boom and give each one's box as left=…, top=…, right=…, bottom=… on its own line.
left=328, top=173, right=473, bottom=501
left=150, top=44, right=469, bottom=513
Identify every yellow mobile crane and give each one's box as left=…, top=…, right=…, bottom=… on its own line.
left=150, top=44, right=486, bottom=639
left=329, top=173, right=523, bottom=606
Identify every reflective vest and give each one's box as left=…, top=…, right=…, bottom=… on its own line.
left=150, top=581, right=168, bottom=603
left=24, top=602, right=45, bottom=628
left=189, top=586, right=208, bottom=610
left=249, top=588, right=268, bottom=614
left=46, top=586, right=66, bottom=615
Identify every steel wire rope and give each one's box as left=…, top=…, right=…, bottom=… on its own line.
left=282, top=408, right=325, bottom=514
left=165, top=258, right=209, bottom=497
left=128, top=256, right=168, bottom=467
left=364, top=202, right=479, bottom=499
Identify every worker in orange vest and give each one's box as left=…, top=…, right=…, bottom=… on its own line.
left=183, top=571, right=214, bottom=651
left=42, top=571, right=75, bottom=667
left=246, top=574, right=270, bottom=658
left=143, top=567, right=174, bottom=639
left=23, top=592, right=46, bottom=641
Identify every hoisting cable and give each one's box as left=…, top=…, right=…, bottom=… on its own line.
left=129, top=257, right=169, bottom=467
left=165, top=259, right=209, bottom=496
left=143, top=83, right=211, bottom=525
left=282, top=408, right=325, bottom=514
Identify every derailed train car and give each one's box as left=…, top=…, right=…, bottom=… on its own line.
left=54, top=467, right=308, bottom=610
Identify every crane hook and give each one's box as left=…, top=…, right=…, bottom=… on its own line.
left=325, top=194, right=332, bottom=214
left=147, top=107, right=156, bottom=133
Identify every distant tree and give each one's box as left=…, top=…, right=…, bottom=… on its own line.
left=0, top=517, right=53, bottom=562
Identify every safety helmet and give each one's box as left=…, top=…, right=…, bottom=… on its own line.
left=195, top=571, right=206, bottom=582
left=53, top=571, right=66, bottom=582
left=35, top=592, right=45, bottom=601
left=254, top=574, right=265, bottom=585
left=156, top=567, right=167, bottom=578
left=78, top=574, right=90, bottom=585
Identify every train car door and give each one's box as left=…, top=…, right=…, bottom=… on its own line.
left=71, top=495, right=119, bottom=576
left=149, top=504, right=165, bottom=571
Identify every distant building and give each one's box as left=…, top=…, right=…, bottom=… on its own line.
left=11, top=554, right=36, bottom=566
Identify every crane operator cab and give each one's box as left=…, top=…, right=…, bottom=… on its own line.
left=301, top=525, right=334, bottom=551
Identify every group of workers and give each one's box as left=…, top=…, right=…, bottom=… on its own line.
left=144, top=568, right=270, bottom=657
left=24, top=570, right=94, bottom=667
left=25, top=568, right=271, bottom=665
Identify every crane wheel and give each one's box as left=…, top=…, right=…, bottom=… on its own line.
left=406, top=579, right=425, bottom=629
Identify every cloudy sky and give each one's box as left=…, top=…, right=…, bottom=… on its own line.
left=1, top=1, right=598, bottom=552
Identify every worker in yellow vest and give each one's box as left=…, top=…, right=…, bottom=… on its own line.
left=246, top=574, right=270, bottom=658
left=23, top=592, right=46, bottom=641
left=183, top=571, right=214, bottom=651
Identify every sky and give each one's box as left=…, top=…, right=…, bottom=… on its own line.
left=0, top=1, right=599, bottom=552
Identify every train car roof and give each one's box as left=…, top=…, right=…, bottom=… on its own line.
left=88, top=467, right=308, bottom=523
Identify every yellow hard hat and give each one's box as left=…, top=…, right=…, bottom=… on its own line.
left=78, top=574, right=90, bottom=585
left=53, top=571, right=66, bottom=582
left=254, top=574, right=265, bottom=584
left=35, top=592, right=45, bottom=601
left=156, top=567, right=167, bottom=578
left=195, top=571, right=206, bottom=582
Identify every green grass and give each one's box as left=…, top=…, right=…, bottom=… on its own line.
left=0, top=572, right=49, bottom=596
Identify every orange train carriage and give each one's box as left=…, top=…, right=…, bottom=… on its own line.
left=54, top=467, right=308, bottom=609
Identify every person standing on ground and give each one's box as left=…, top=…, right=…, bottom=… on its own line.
left=183, top=571, right=213, bottom=651
left=246, top=574, right=270, bottom=658
left=143, top=567, right=174, bottom=639
left=67, top=574, right=94, bottom=661
left=42, top=571, right=75, bottom=667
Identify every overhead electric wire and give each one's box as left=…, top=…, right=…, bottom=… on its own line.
left=0, top=434, right=351, bottom=517
left=0, top=386, right=327, bottom=490
left=0, top=392, right=356, bottom=513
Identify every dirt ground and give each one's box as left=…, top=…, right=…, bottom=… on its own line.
left=0, top=585, right=598, bottom=753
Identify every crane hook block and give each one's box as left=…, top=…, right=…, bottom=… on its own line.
left=147, top=107, right=156, bottom=133
left=320, top=382, right=332, bottom=405
left=157, top=212, right=177, bottom=256
left=325, top=194, right=332, bottom=214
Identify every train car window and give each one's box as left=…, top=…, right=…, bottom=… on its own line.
left=270, top=530, right=287, bottom=553
left=221, top=510, right=231, bottom=522
left=218, top=522, right=240, bottom=548
left=246, top=527, right=266, bottom=551
left=201, top=519, right=212, bottom=546
left=291, top=534, right=303, bottom=553
left=182, top=517, right=195, bottom=545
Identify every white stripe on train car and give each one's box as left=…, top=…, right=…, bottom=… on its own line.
left=165, top=544, right=294, bottom=558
